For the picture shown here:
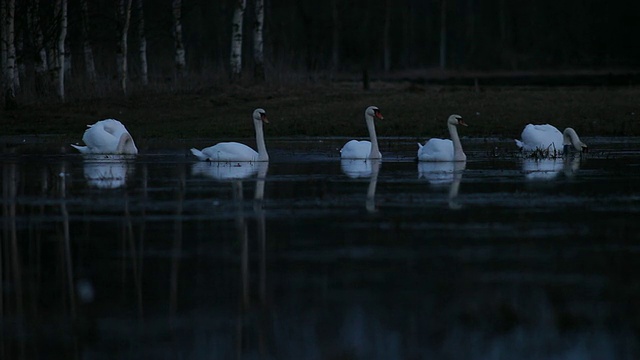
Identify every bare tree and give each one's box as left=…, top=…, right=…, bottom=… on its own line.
left=383, top=0, right=391, bottom=72
left=136, top=0, right=148, bottom=86
left=230, top=0, right=246, bottom=81
left=53, top=0, right=68, bottom=101
left=253, top=0, right=265, bottom=81
left=331, top=0, right=340, bottom=71
left=172, top=0, right=185, bottom=80
left=80, top=0, right=97, bottom=83
left=1, top=0, right=6, bottom=82
left=439, top=0, right=447, bottom=70
left=3, top=0, right=16, bottom=91
left=27, top=0, right=48, bottom=94
left=116, top=0, right=133, bottom=95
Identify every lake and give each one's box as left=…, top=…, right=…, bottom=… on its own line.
left=1, top=136, right=640, bottom=359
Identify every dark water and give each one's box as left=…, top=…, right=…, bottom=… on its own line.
left=2, top=137, right=640, bottom=359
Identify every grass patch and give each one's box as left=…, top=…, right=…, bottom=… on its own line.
left=2, top=83, right=640, bottom=141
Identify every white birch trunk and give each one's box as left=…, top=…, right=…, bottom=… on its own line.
left=439, top=0, right=447, bottom=70
left=172, top=0, right=185, bottom=79
left=4, top=0, right=16, bottom=94
left=117, top=0, right=133, bottom=95
left=230, top=0, right=246, bottom=80
left=137, top=0, right=148, bottom=86
left=80, top=0, right=97, bottom=83
left=383, top=0, right=391, bottom=72
left=331, top=0, right=339, bottom=71
left=1, top=1, right=7, bottom=85
left=253, top=0, right=265, bottom=81
left=28, top=0, right=49, bottom=76
left=55, top=0, right=68, bottom=101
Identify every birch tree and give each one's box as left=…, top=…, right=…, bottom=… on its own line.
left=3, top=0, right=16, bottom=94
left=116, top=0, right=133, bottom=95
left=253, top=0, right=265, bottom=81
left=54, top=0, right=68, bottom=101
left=331, top=0, right=340, bottom=71
left=383, top=0, right=391, bottom=72
left=172, top=0, right=185, bottom=80
left=136, top=0, right=148, bottom=86
left=230, top=0, right=246, bottom=81
left=27, top=0, right=48, bottom=94
left=80, top=0, right=97, bottom=83
left=439, top=0, right=447, bottom=69
left=1, top=0, right=8, bottom=90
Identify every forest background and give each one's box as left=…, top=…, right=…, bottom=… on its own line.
left=1, top=0, right=640, bottom=141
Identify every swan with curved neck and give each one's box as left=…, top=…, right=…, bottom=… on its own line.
left=417, top=114, right=467, bottom=162
left=191, top=108, right=269, bottom=162
left=340, top=106, right=383, bottom=159
left=71, top=119, right=138, bottom=155
left=515, top=124, right=587, bottom=155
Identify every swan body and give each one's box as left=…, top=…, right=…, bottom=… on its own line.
left=417, top=115, right=467, bottom=162
left=515, top=124, right=587, bottom=154
left=191, top=108, right=269, bottom=162
left=71, top=119, right=138, bottom=155
left=340, top=106, right=383, bottom=159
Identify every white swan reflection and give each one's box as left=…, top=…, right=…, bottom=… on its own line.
left=341, top=159, right=381, bottom=212
left=81, top=155, right=135, bottom=189
left=191, top=161, right=266, bottom=181
left=418, top=161, right=466, bottom=209
left=522, top=154, right=582, bottom=181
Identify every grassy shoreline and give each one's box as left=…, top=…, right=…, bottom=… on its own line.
left=2, top=83, right=639, bottom=142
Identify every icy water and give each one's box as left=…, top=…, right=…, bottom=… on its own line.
left=2, top=137, right=640, bottom=359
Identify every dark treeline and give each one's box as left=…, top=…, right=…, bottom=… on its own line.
left=1, top=0, right=639, bottom=104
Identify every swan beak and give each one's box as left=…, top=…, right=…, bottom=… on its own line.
left=458, top=119, right=468, bottom=126
left=374, top=110, right=384, bottom=120
left=260, top=113, right=269, bottom=124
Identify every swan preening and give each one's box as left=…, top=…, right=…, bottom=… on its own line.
left=191, top=108, right=269, bottom=162
left=515, top=124, right=587, bottom=156
left=71, top=119, right=138, bottom=155
left=340, top=106, right=383, bottom=159
left=417, top=114, right=467, bottom=162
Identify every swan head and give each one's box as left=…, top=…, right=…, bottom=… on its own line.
left=562, top=127, right=587, bottom=153
left=253, top=108, right=269, bottom=124
left=448, top=114, right=467, bottom=127
left=116, top=133, right=138, bottom=154
left=365, top=106, right=383, bottom=121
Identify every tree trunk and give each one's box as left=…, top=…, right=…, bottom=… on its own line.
left=439, top=0, right=447, bottom=70
left=27, top=0, right=49, bottom=95
left=117, top=0, right=133, bottom=96
left=172, top=0, right=185, bottom=80
left=383, top=0, right=391, bottom=72
left=253, top=0, right=265, bottom=81
left=55, top=0, right=68, bottom=101
left=230, top=0, right=246, bottom=81
left=3, top=0, right=17, bottom=94
left=331, top=0, right=340, bottom=71
left=137, top=0, right=148, bottom=86
left=1, top=0, right=7, bottom=86
left=80, top=0, right=97, bottom=83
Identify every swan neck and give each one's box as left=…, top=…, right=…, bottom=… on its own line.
left=366, top=115, right=380, bottom=158
left=254, top=119, right=269, bottom=161
left=448, top=122, right=466, bottom=161
left=563, top=128, right=583, bottom=151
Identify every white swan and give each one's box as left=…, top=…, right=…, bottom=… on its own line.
left=515, top=124, right=587, bottom=155
left=71, top=119, right=138, bottom=154
left=191, top=108, right=269, bottom=162
left=417, top=114, right=467, bottom=162
left=340, top=106, right=383, bottom=159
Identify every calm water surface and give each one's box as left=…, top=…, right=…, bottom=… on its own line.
left=2, top=137, right=640, bottom=359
